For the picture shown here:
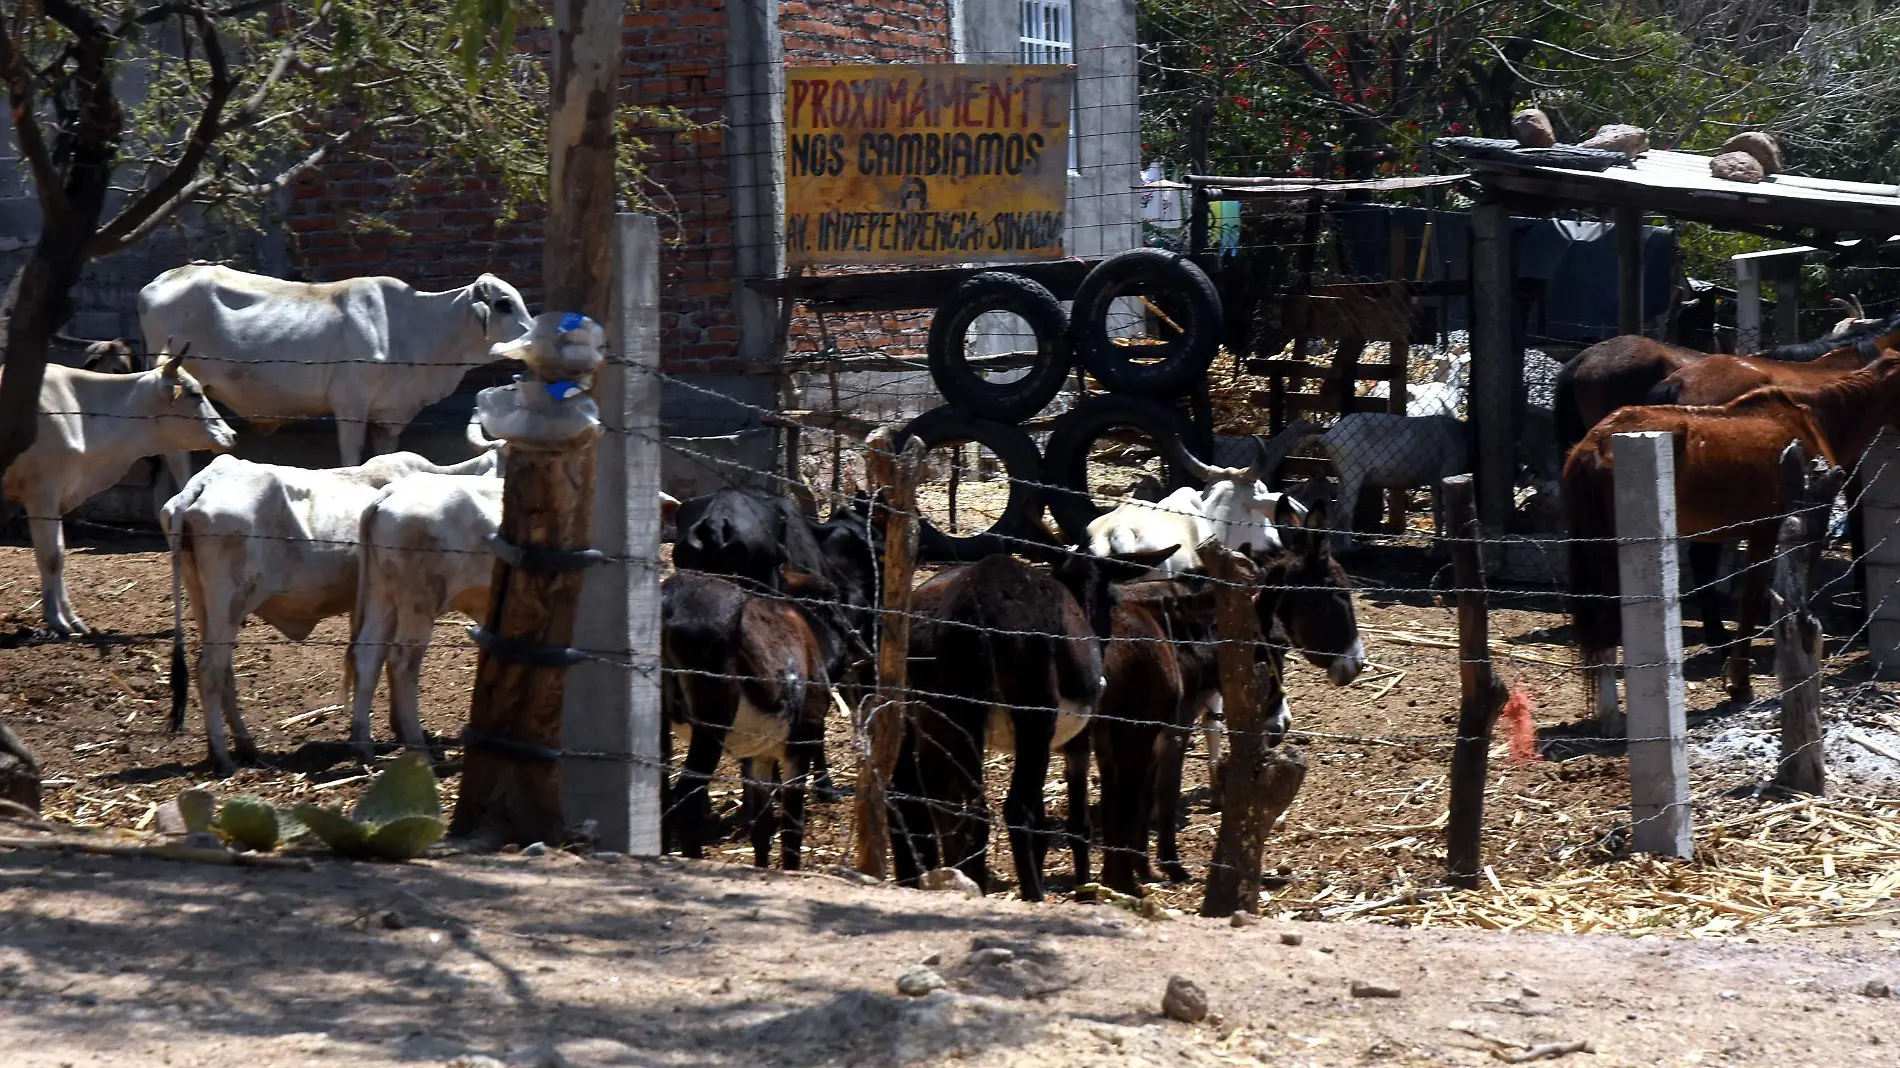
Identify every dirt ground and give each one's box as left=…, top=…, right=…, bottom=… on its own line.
left=7, top=520, right=1900, bottom=1064
left=4, top=527, right=1898, bottom=908
left=2, top=847, right=1899, bottom=1068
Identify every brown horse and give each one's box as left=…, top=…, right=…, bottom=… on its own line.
left=1553, top=313, right=1900, bottom=459
left=1564, top=351, right=1900, bottom=730
left=1554, top=313, right=1900, bottom=645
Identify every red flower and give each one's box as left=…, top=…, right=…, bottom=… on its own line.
left=1449, top=122, right=1467, bottom=134
left=1232, top=95, right=1252, bottom=110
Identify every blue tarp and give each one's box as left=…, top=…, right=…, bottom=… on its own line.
left=1333, top=203, right=1676, bottom=345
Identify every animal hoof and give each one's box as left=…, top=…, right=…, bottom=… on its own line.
left=1162, top=863, right=1192, bottom=884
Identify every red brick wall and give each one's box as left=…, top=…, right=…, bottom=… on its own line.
left=783, top=0, right=951, bottom=62
left=284, top=0, right=956, bottom=374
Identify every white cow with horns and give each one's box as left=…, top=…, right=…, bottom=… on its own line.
left=1085, top=428, right=1310, bottom=576
left=136, top=264, right=534, bottom=471
left=164, top=448, right=500, bottom=774
left=4, top=357, right=236, bottom=635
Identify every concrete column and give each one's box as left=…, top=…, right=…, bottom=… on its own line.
left=1072, top=0, right=1139, bottom=258
left=1611, top=431, right=1693, bottom=859
left=561, top=215, right=664, bottom=855
left=725, top=0, right=785, bottom=365
left=1734, top=257, right=1762, bottom=353
left=1863, top=431, right=1900, bottom=676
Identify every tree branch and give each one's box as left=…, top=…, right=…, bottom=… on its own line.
left=40, top=0, right=111, bottom=37
left=137, top=0, right=282, bottom=26
left=0, top=21, right=68, bottom=223
left=89, top=6, right=236, bottom=255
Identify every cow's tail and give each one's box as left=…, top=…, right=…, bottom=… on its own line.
left=167, top=501, right=190, bottom=733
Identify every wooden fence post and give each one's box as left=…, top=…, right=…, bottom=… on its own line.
left=453, top=316, right=607, bottom=848
left=1442, top=474, right=1509, bottom=888
left=561, top=215, right=663, bottom=855
left=1200, top=542, right=1308, bottom=918
left=1772, top=442, right=1843, bottom=795
left=853, top=427, right=926, bottom=878
left=1862, top=431, right=1900, bottom=676
left=1611, top=431, right=1693, bottom=858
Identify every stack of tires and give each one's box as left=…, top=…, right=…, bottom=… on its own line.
left=897, top=249, right=1223, bottom=562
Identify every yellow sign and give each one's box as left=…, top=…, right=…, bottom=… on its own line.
left=784, top=64, right=1073, bottom=266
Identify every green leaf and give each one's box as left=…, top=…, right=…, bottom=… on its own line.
left=177, top=789, right=217, bottom=835
left=362, top=815, right=448, bottom=861
left=290, top=803, right=369, bottom=856
left=352, top=753, right=443, bottom=827
left=216, top=795, right=281, bottom=852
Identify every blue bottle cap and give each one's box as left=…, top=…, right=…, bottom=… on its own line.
left=544, top=381, right=583, bottom=402
left=558, top=312, right=589, bottom=333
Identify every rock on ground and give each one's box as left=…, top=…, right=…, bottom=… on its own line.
left=1163, top=975, right=1209, bottom=1023
left=920, top=867, right=984, bottom=898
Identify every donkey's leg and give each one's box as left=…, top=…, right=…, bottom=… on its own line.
left=1687, top=540, right=1730, bottom=651
left=1726, top=534, right=1774, bottom=703
left=1062, top=729, right=1092, bottom=892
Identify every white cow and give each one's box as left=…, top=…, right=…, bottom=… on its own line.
left=3, top=359, right=235, bottom=635
left=164, top=449, right=499, bottom=773
left=137, top=265, right=533, bottom=471
left=346, top=472, right=503, bottom=754
left=349, top=478, right=684, bottom=755
left=1086, top=445, right=1308, bottom=576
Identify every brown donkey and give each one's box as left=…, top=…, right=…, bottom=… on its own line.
left=1564, top=351, right=1900, bottom=729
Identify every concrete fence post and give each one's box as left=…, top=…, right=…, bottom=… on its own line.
left=561, top=214, right=664, bottom=855
left=1611, top=431, right=1693, bottom=858
left=1862, top=431, right=1900, bottom=677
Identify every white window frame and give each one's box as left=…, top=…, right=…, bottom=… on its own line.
left=1019, top=0, right=1079, bottom=173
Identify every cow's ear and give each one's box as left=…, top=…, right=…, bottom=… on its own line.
left=472, top=298, right=493, bottom=336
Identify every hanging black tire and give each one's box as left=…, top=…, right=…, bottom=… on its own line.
left=926, top=272, right=1073, bottom=423
left=894, top=406, right=1045, bottom=563
left=1071, top=248, right=1223, bottom=398
left=1042, top=395, right=1200, bottom=544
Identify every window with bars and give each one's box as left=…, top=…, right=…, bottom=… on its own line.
left=1019, top=0, right=1078, bottom=172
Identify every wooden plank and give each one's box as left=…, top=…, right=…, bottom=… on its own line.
left=1250, top=392, right=1392, bottom=416
left=1772, top=443, right=1841, bottom=796
left=1469, top=201, right=1517, bottom=531
left=1443, top=475, right=1508, bottom=888
left=1474, top=166, right=1900, bottom=241
left=741, top=259, right=1097, bottom=310
left=1245, top=359, right=1400, bottom=379
left=1611, top=431, right=1693, bottom=859
left=1199, top=545, right=1308, bottom=917
left=854, top=429, right=926, bottom=878
left=1616, top=204, right=1643, bottom=336
left=1282, top=291, right=1415, bottom=343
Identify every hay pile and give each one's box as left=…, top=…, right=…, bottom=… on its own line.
left=1289, top=795, right=1900, bottom=936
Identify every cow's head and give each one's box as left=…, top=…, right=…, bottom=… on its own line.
left=151, top=353, right=237, bottom=455
left=470, top=274, right=534, bottom=342
left=1173, top=443, right=1306, bottom=557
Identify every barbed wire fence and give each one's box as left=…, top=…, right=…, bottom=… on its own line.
left=9, top=29, right=1900, bottom=926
